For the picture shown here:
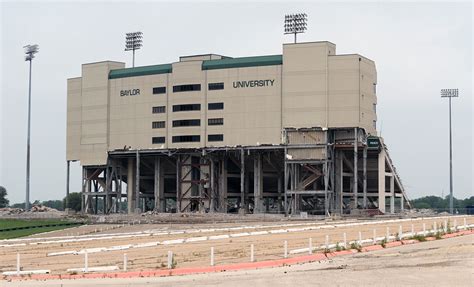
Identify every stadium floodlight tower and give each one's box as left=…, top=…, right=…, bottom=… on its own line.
left=440, top=88, right=459, bottom=214
left=23, top=44, right=39, bottom=211
left=125, top=32, right=143, bottom=68
left=284, top=13, right=307, bottom=43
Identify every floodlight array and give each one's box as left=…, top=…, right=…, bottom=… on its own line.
left=24, top=44, right=39, bottom=61
left=440, top=88, right=459, bottom=98
left=284, top=13, right=308, bottom=34
left=125, top=32, right=143, bottom=51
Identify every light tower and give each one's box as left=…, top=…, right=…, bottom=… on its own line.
left=440, top=88, right=458, bottom=214
left=125, top=32, right=143, bottom=67
left=284, top=13, right=308, bottom=43
left=24, top=44, right=39, bottom=211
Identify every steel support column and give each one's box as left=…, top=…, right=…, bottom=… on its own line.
left=154, top=157, right=165, bottom=212
left=127, top=158, right=135, bottom=214
left=353, top=128, right=358, bottom=209
left=253, top=154, right=263, bottom=213
left=390, top=176, right=395, bottom=214
left=239, top=149, right=245, bottom=213
left=363, top=146, right=367, bottom=209
left=219, top=157, right=228, bottom=212
left=135, top=150, right=140, bottom=213
left=284, top=147, right=288, bottom=216
left=66, top=160, right=70, bottom=211
left=378, top=149, right=386, bottom=213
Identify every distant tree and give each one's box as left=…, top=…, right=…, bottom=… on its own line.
left=10, top=202, right=25, bottom=209
left=0, top=186, right=9, bottom=208
left=41, top=200, right=64, bottom=211
left=411, top=195, right=474, bottom=213
left=63, top=192, right=81, bottom=212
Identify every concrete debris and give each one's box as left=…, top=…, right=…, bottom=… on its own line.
left=0, top=207, right=25, bottom=215
left=30, top=205, right=61, bottom=213
left=0, top=205, right=62, bottom=217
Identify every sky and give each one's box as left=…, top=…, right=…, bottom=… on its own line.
left=0, top=1, right=472, bottom=204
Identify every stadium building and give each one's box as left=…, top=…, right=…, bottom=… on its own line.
left=66, top=41, right=410, bottom=215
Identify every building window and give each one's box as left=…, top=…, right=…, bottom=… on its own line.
left=208, top=118, right=224, bottom=125
left=152, top=136, right=165, bottom=144
left=152, top=106, right=166, bottom=113
left=208, top=134, right=223, bottom=142
left=208, top=82, right=224, bottom=90
left=208, top=102, right=224, bottom=110
left=153, top=87, right=166, bottom=94
left=172, top=104, right=201, bottom=112
left=172, top=119, right=200, bottom=127
left=373, top=120, right=377, bottom=129
left=373, top=83, right=377, bottom=94
left=172, top=135, right=200, bottom=143
left=173, top=84, right=201, bottom=93
left=152, top=121, right=165, bottom=129
left=373, top=103, right=377, bottom=113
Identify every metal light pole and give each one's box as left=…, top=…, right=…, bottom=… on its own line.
left=125, top=32, right=143, bottom=67
left=441, top=88, right=459, bottom=214
left=284, top=13, right=307, bottom=43
left=23, top=44, right=39, bottom=211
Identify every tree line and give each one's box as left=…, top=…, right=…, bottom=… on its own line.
left=1, top=185, right=473, bottom=213
left=410, top=195, right=474, bottom=212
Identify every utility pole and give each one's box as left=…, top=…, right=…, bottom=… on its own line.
left=23, top=44, right=39, bottom=211
left=441, top=88, right=458, bottom=214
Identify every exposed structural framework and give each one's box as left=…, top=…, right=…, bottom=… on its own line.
left=67, top=41, right=411, bottom=216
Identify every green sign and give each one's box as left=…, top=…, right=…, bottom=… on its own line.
left=367, top=137, right=379, bottom=149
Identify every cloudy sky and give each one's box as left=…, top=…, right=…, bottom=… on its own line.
left=0, top=1, right=472, bottom=204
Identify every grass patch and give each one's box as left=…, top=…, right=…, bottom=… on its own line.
left=411, top=234, right=427, bottom=242
left=380, top=238, right=387, bottom=248
left=350, top=242, right=362, bottom=252
left=335, top=242, right=345, bottom=252
left=0, top=219, right=82, bottom=239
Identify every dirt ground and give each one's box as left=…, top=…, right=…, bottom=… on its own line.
left=2, top=231, right=473, bottom=286
left=0, top=215, right=472, bottom=277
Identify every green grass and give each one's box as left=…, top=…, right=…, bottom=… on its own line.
left=0, top=219, right=82, bottom=240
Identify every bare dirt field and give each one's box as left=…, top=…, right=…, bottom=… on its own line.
left=2, top=230, right=473, bottom=287
left=0, top=215, right=472, bottom=278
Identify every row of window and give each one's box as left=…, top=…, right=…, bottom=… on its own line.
left=152, top=118, right=224, bottom=129
left=151, top=134, right=223, bottom=144
left=151, top=82, right=224, bottom=95
left=152, top=103, right=224, bottom=114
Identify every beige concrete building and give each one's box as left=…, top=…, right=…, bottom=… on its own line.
left=67, top=41, right=409, bottom=215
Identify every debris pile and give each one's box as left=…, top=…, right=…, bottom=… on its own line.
left=0, top=205, right=61, bottom=216
left=0, top=207, right=24, bottom=215
left=30, top=205, right=61, bottom=213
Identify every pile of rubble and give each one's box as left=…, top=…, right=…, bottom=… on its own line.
left=30, top=205, right=61, bottom=213
left=0, top=207, right=25, bottom=216
left=0, top=205, right=62, bottom=216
